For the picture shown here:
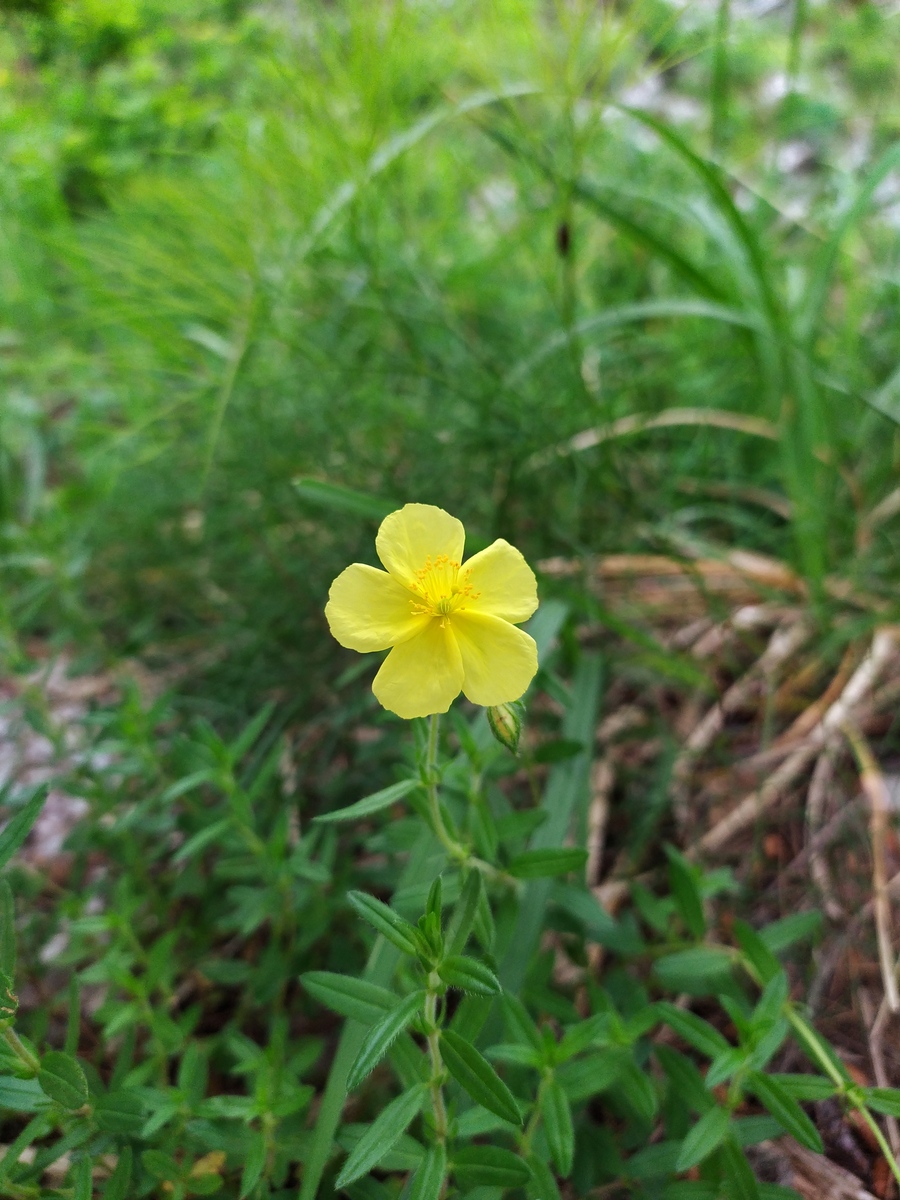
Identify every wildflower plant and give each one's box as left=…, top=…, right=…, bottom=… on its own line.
left=300, top=506, right=900, bottom=1200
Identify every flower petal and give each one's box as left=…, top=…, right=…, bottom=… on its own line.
left=459, top=539, right=538, bottom=624
left=325, top=563, right=428, bottom=652
left=376, top=504, right=466, bottom=587
left=452, top=612, right=538, bottom=707
left=372, top=619, right=464, bottom=719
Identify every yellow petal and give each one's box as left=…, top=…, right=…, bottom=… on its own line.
left=452, top=612, right=538, bottom=707
left=376, top=504, right=465, bottom=587
left=459, top=539, right=538, bottom=624
left=372, top=619, right=464, bottom=719
left=325, top=563, right=428, bottom=652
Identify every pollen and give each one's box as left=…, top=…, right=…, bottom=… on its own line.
left=408, top=556, right=480, bottom=619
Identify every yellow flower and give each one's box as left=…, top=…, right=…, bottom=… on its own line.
left=325, top=503, right=539, bottom=719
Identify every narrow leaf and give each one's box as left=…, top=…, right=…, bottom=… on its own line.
left=314, top=780, right=419, bottom=824
left=864, top=1087, right=900, bottom=1117
left=666, top=846, right=706, bottom=939
left=409, top=1144, right=446, bottom=1200
left=347, top=992, right=424, bottom=1092
left=440, top=1029, right=521, bottom=1125
left=347, top=892, right=419, bottom=956
left=676, top=1106, right=731, bottom=1171
left=437, top=955, right=500, bottom=996
left=0, top=786, right=48, bottom=872
left=337, top=1084, right=428, bottom=1187
left=452, top=1145, right=531, bottom=1189
left=507, top=848, right=588, bottom=880
left=746, top=1073, right=822, bottom=1152
left=446, top=871, right=483, bottom=957
left=301, top=972, right=398, bottom=1025
left=656, top=1002, right=730, bottom=1058
left=0, top=882, right=14, bottom=978
left=542, top=1077, right=574, bottom=1175
left=102, top=1146, right=132, bottom=1200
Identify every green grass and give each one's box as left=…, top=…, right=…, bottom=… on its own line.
left=0, top=3, right=899, bottom=1193
left=0, top=0, right=896, bottom=719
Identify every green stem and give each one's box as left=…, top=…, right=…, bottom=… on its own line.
left=425, top=714, right=473, bottom=865
left=424, top=713, right=520, bottom=888
left=423, top=984, right=448, bottom=1146
left=788, top=1004, right=900, bottom=1189
left=1, top=1024, right=39, bottom=1075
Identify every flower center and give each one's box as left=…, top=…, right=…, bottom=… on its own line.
left=408, top=554, right=480, bottom=620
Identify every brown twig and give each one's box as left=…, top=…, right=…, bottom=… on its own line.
left=844, top=722, right=900, bottom=1015
left=693, top=628, right=900, bottom=858
left=807, top=741, right=845, bottom=921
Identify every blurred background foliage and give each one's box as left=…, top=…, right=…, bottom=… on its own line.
left=1, top=0, right=900, bottom=720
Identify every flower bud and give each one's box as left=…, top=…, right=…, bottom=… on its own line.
left=487, top=699, right=525, bottom=755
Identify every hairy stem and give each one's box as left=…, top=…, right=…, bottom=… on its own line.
left=423, top=984, right=448, bottom=1146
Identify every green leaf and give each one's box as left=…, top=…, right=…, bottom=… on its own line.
left=72, top=1156, right=92, bottom=1200
left=653, top=947, right=735, bottom=994
left=526, top=1153, right=562, bottom=1200
left=347, top=992, right=424, bottom=1092
left=665, top=846, right=706, bottom=939
left=487, top=1043, right=542, bottom=1069
left=314, top=779, right=420, bottom=824
left=758, top=912, right=822, bottom=954
left=746, top=1072, right=822, bottom=1152
left=438, top=955, right=500, bottom=996
left=293, top=478, right=397, bottom=522
left=721, top=1139, right=761, bottom=1200
left=551, top=883, right=641, bottom=955
left=301, top=972, right=398, bottom=1025
left=752, top=973, right=789, bottom=1030
left=337, top=1084, right=428, bottom=1187
left=440, top=1028, right=522, bottom=1125
left=38, top=1051, right=88, bottom=1110
left=499, top=657, right=602, bottom=998
left=172, top=818, right=233, bottom=864
left=617, top=1058, right=659, bottom=1123
left=0, top=882, right=15, bottom=979
left=507, top=848, right=588, bottom=879
left=627, top=1140, right=683, bottom=1179
left=500, top=993, right=542, bottom=1051
left=426, top=877, right=442, bottom=922
left=299, top=828, right=438, bottom=1200
left=541, top=1078, right=574, bottom=1175
left=733, top=920, right=781, bottom=985
left=655, top=1001, right=730, bottom=1058
left=676, top=1106, right=731, bottom=1171
left=452, top=1145, right=531, bottom=1190
left=239, top=1130, right=266, bottom=1199
left=706, top=1047, right=746, bottom=1090
left=556, top=1048, right=628, bottom=1102
left=94, top=1090, right=144, bottom=1135
left=654, top=1045, right=715, bottom=1114
left=446, top=871, right=483, bottom=957
left=864, top=1087, right=900, bottom=1117
left=339, top=1126, right=424, bottom=1171
left=0, top=1076, right=47, bottom=1112
left=102, top=1146, right=132, bottom=1200
left=142, top=1150, right=181, bottom=1181
left=409, top=1144, right=446, bottom=1200
left=770, top=1074, right=836, bottom=1102
left=347, top=892, right=420, bottom=956
left=0, top=786, right=47, bottom=873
